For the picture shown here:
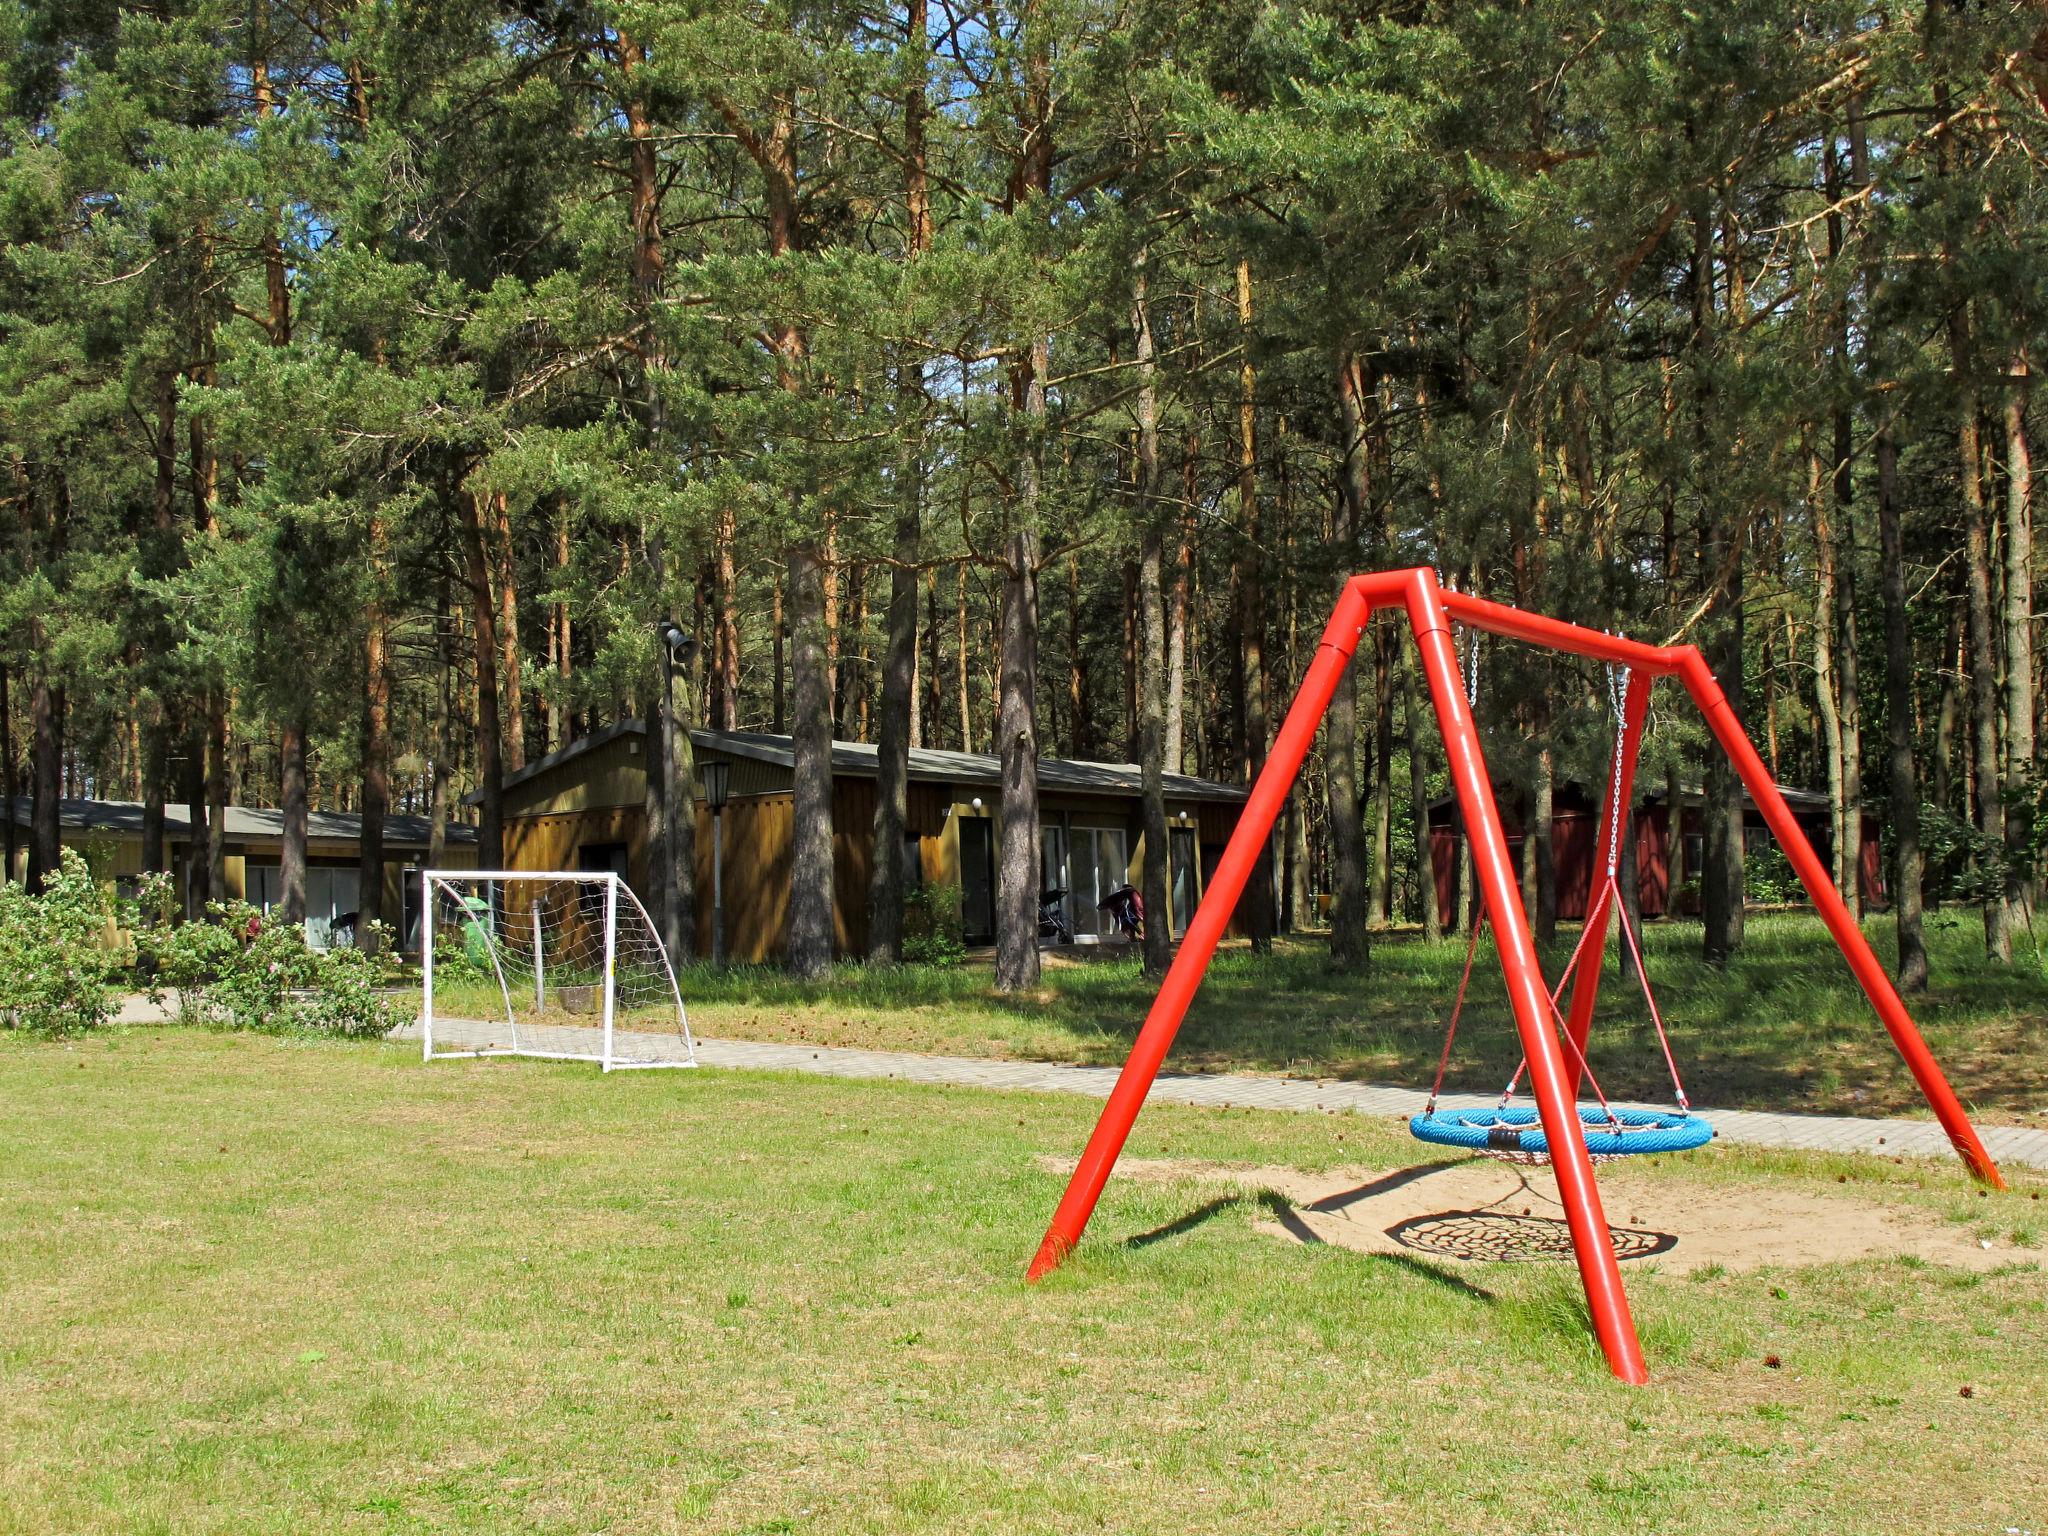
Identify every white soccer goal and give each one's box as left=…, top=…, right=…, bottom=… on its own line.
left=420, top=870, right=697, bottom=1071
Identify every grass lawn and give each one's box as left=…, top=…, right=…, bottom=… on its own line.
left=665, top=911, right=2048, bottom=1125
left=3, top=1029, right=2045, bottom=1534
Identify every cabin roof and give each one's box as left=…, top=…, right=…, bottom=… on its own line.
left=482, top=721, right=1249, bottom=807
left=6, top=797, right=472, bottom=849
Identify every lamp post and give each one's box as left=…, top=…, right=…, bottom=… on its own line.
left=702, top=757, right=731, bottom=967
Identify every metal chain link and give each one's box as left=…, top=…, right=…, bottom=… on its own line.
left=1603, top=658, right=1630, bottom=878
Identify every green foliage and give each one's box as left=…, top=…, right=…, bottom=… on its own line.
left=901, top=882, right=966, bottom=967
left=0, top=851, right=122, bottom=1035
left=143, top=903, right=400, bottom=1040
left=1920, top=805, right=2011, bottom=908
left=1743, top=844, right=1799, bottom=906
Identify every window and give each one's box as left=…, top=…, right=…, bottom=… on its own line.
left=901, top=832, right=923, bottom=889
left=1040, top=824, right=1068, bottom=897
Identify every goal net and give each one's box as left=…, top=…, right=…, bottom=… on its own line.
left=420, top=871, right=697, bottom=1071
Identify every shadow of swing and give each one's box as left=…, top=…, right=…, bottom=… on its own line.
left=1123, top=1196, right=1244, bottom=1250
left=1385, top=1209, right=1676, bottom=1265
left=1115, top=1164, right=1678, bottom=1284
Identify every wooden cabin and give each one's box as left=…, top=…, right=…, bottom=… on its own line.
left=486, top=723, right=1249, bottom=962
left=5, top=797, right=475, bottom=950
left=1425, top=782, right=1884, bottom=927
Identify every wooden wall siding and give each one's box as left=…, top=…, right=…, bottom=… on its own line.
left=503, top=806, right=650, bottom=888
left=906, top=781, right=949, bottom=838
left=1197, top=801, right=1239, bottom=844
left=692, top=797, right=793, bottom=964
left=503, top=733, right=650, bottom=818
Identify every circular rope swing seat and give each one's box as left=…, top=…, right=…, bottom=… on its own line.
left=1413, top=646, right=1712, bottom=1166
left=1410, top=1104, right=1712, bottom=1161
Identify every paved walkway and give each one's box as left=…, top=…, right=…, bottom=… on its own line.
left=396, top=1014, right=2048, bottom=1175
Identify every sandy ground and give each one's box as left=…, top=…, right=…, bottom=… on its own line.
left=1066, top=1155, right=2019, bottom=1274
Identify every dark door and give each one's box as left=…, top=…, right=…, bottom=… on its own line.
left=959, top=818, right=995, bottom=945
left=1168, top=827, right=1198, bottom=938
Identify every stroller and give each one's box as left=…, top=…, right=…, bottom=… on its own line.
left=1038, top=888, right=1075, bottom=944
left=1097, top=884, right=1144, bottom=941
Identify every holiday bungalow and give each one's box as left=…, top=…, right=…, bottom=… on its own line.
left=483, top=723, right=1249, bottom=962
left=5, top=798, right=476, bottom=950
left=1425, top=782, right=1883, bottom=927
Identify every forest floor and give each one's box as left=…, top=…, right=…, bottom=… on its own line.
left=3, top=1030, right=2044, bottom=1535
left=672, top=912, right=2048, bottom=1126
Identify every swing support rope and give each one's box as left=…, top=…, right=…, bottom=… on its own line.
left=1421, top=662, right=1693, bottom=1129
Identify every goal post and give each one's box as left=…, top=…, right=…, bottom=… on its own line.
left=420, top=870, right=696, bottom=1071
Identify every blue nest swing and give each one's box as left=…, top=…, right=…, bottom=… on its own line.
left=1409, top=1103, right=1712, bottom=1158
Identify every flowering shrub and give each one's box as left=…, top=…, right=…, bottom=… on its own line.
left=143, top=903, right=400, bottom=1039
left=0, top=850, right=122, bottom=1034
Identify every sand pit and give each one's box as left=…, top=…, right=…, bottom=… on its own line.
left=1070, top=1156, right=2016, bottom=1274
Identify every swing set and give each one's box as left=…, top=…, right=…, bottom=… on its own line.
left=1026, top=567, right=2004, bottom=1385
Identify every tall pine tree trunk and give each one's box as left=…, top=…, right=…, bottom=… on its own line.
left=456, top=487, right=503, bottom=872
left=1810, top=435, right=1850, bottom=904
left=28, top=673, right=60, bottom=892
left=2002, top=361, right=2034, bottom=936
left=359, top=516, right=391, bottom=948
left=1876, top=425, right=1927, bottom=988
left=789, top=542, right=833, bottom=977
left=1695, top=202, right=1744, bottom=966
left=280, top=712, right=308, bottom=925
left=1326, top=350, right=1372, bottom=969
left=867, top=394, right=922, bottom=963
left=1234, top=260, right=1274, bottom=951
left=1403, top=633, right=1441, bottom=941
left=1133, top=250, right=1173, bottom=977
left=995, top=516, right=1044, bottom=991
left=492, top=491, right=526, bottom=774
left=1369, top=630, right=1393, bottom=926
left=0, top=660, right=15, bottom=884
left=1955, top=316, right=2008, bottom=962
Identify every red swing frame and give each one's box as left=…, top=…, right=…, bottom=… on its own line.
left=1026, top=566, right=2004, bottom=1385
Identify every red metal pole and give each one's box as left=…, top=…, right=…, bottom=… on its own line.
left=1440, top=590, right=1686, bottom=677
left=1406, top=569, right=1649, bottom=1385
left=1676, top=651, right=2005, bottom=1188
left=1563, top=671, right=1652, bottom=1067
left=1025, top=579, right=1380, bottom=1281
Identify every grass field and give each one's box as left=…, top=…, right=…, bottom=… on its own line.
left=4, top=1029, right=2045, bottom=1534
left=659, top=912, right=2048, bottom=1124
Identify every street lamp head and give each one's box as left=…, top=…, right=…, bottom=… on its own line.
left=657, top=618, right=695, bottom=664
left=701, top=758, right=731, bottom=813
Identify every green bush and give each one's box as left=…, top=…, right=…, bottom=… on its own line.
left=1743, top=843, right=1799, bottom=905
left=0, top=850, right=123, bottom=1034
left=901, top=881, right=966, bottom=966
left=143, top=903, right=400, bottom=1039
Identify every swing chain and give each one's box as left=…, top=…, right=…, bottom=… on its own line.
left=1602, top=658, right=1630, bottom=880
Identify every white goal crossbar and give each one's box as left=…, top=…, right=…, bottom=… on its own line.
left=421, top=870, right=697, bottom=1071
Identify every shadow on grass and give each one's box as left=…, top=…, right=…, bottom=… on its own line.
left=1123, top=1195, right=1243, bottom=1251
